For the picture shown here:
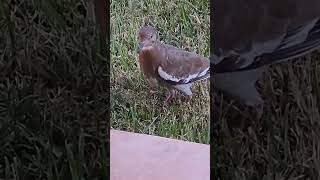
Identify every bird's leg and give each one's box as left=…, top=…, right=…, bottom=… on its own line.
left=164, top=91, right=172, bottom=103
left=184, top=95, right=192, bottom=102
left=164, top=89, right=176, bottom=104
left=250, top=102, right=264, bottom=123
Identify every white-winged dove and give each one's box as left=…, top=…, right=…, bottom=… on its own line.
left=212, top=0, right=320, bottom=119
left=137, top=26, right=210, bottom=104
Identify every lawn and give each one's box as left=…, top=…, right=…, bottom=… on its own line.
left=111, top=0, right=320, bottom=179
left=110, top=0, right=210, bottom=144
left=213, top=54, right=320, bottom=179
left=3, top=0, right=318, bottom=179
left=0, top=1, right=108, bottom=179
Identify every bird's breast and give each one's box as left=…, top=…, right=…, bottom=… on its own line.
left=138, top=50, right=158, bottom=79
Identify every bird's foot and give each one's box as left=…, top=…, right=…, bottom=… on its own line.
left=248, top=102, right=264, bottom=128
left=164, top=90, right=176, bottom=105
left=164, top=95, right=173, bottom=105
left=183, top=95, right=192, bottom=103
left=149, top=90, right=158, bottom=95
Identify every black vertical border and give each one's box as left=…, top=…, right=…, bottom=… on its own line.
left=0, top=0, right=111, bottom=179
left=210, top=0, right=221, bottom=179
left=93, top=0, right=110, bottom=178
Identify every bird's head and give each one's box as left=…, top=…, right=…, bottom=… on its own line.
left=137, top=26, right=157, bottom=52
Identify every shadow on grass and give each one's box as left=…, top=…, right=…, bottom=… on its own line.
left=0, top=0, right=108, bottom=179
left=213, top=55, right=320, bottom=179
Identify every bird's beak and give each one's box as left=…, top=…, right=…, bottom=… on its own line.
left=137, top=42, right=144, bottom=53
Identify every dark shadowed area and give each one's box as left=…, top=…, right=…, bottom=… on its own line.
left=0, top=0, right=108, bottom=179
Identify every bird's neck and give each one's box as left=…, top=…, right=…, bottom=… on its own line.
left=147, top=41, right=163, bottom=64
left=138, top=41, right=163, bottom=78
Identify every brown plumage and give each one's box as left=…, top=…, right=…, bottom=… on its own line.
left=137, top=26, right=210, bottom=103
left=212, top=0, right=320, bottom=119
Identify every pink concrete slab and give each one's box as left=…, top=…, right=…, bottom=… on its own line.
left=110, top=130, right=210, bottom=180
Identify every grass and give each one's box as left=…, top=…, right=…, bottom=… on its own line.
left=214, top=54, right=320, bottom=179
left=2, top=0, right=319, bottom=179
left=110, top=0, right=210, bottom=144
left=111, top=0, right=320, bottom=179
left=0, top=1, right=108, bottom=179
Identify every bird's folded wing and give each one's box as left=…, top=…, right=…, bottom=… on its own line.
left=212, top=18, right=320, bottom=73
left=256, top=19, right=320, bottom=64
left=157, top=48, right=210, bottom=85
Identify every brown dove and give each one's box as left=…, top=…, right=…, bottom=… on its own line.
left=211, top=0, right=320, bottom=119
left=137, top=26, right=210, bottom=104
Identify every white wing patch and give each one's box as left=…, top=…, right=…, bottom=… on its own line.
left=198, top=67, right=209, bottom=77
left=238, top=37, right=284, bottom=68
left=157, top=66, right=209, bottom=84
left=158, top=66, right=180, bottom=82
left=225, top=19, right=318, bottom=69
left=183, top=73, right=199, bottom=83
left=279, top=19, right=318, bottom=50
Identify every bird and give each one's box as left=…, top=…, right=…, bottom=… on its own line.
left=211, top=0, right=320, bottom=120
left=137, top=26, right=210, bottom=104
